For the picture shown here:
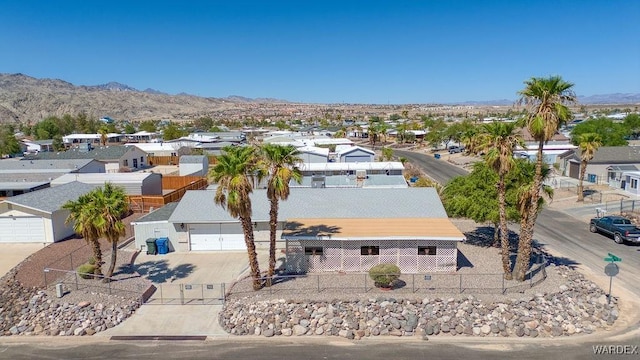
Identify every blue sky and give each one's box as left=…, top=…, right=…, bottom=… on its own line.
left=1, top=1, right=638, bottom=104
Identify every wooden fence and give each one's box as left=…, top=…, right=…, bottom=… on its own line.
left=128, top=176, right=209, bottom=213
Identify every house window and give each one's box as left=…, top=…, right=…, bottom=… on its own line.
left=361, top=246, right=380, bottom=255
left=171, top=152, right=177, bottom=157
left=140, top=157, right=144, bottom=163
left=305, top=247, right=323, bottom=256
left=632, top=179, right=638, bottom=189
left=418, top=246, right=437, bottom=255
left=123, top=159, right=129, bottom=167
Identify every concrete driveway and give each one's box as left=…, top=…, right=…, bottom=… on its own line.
left=0, top=243, right=47, bottom=277
left=100, top=249, right=270, bottom=337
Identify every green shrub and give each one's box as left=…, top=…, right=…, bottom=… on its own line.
left=77, top=263, right=96, bottom=279
left=369, top=263, right=401, bottom=288
left=87, top=257, right=96, bottom=265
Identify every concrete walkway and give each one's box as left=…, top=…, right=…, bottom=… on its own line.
left=0, top=243, right=47, bottom=277
left=99, top=249, right=270, bottom=337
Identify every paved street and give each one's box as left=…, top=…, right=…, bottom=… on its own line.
left=1, top=338, right=638, bottom=360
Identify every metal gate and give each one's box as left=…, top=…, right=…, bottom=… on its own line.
left=146, top=283, right=226, bottom=305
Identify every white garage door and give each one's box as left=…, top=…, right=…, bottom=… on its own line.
left=189, top=223, right=246, bottom=251
left=0, top=217, right=46, bottom=243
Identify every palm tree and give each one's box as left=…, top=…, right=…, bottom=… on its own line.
left=98, top=127, right=108, bottom=146
left=514, top=75, right=575, bottom=281
left=210, top=145, right=262, bottom=290
left=93, top=183, right=129, bottom=280
left=259, top=144, right=302, bottom=284
left=577, top=133, right=603, bottom=202
left=478, top=122, right=524, bottom=279
left=63, top=193, right=103, bottom=276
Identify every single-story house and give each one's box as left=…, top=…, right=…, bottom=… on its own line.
left=335, top=145, right=375, bottom=163
left=0, top=182, right=96, bottom=243
left=125, top=131, right=159, bottom=142
left=179, top=155, right=209, bottom=177
left=63, top=133, right=124, bottom=146
left=557, top=146, right=640, bottom=186
left=0, top=159, right=105, bottom=198
left=620, top=171, right=640, bottom=196
left=21, top=139, right=54, bottom=154
left=24, top=145, right=148, bottom=173
left=135, top=187, right=464, bottom=273
left=125, top=142, right=189, bottom=157
left=50, top=172, right=163, bottom=195
left=293, top=161, right=407, bottom=188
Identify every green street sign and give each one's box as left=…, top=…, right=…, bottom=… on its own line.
left=604, top=253, right=622, bottom=262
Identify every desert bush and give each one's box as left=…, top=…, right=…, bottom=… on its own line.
left=87, top=256, right=96, bottom=265
left=77, top=263, right=96, bottom=279
left=369, top=263, right=401, bottom=288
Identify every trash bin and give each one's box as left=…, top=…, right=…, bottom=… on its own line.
left=434, top=153, right=441, bottom=159
left=146, top=238, right=157, bottom=255
left=156, top=237, right=169, bottom=255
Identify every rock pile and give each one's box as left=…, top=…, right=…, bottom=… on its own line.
left=0, top=275, right=140, bottom=336
left=220, top=267, right=618, bottom=338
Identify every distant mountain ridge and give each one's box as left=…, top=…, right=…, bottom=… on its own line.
left=0, top=73, right=637, bottom=124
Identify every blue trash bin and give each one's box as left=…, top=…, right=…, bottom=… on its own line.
left=155, top=237, right=169, bottom=255
left=434, top=153, right=441, bottom=159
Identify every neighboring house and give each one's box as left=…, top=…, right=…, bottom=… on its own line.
left=335, top=145, right=375, bottom=163
left=24, top=145, right=148, bottom=173
left=125, top=142, right=189, bottom=157
left=63, top=133, right=124, bottom=146
left=156, top=187, right=463, bottom=273
left=298, top=146, right=330, bottom=163
left=51, top=172, right=162, bottom=195
left=557, top=146, right=640, bottom=186
left=517, top=128, right=576, bottom=165
left=21, top=139, right=54, bottom=154
left=0, top=159, right=105, bottom=198
left=293, top=162, right=407, bottom=188
left=0, top=182, right=97, bottom=243
left=126, top=131, right=159, bottom=142
left=621, top=171, right=640, bottom=196
left=179, top=155, right=209, bottom=177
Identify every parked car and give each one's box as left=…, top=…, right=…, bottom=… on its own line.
left=589, top=215, right=640, bottom=244
left=448, top=146, right=464, bottom=154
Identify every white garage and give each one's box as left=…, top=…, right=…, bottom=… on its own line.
left=189, top=223, right=246, bottom=251
left=0, top=216, right=46, bottom=243
left=0, top=182, right=97, bottom=243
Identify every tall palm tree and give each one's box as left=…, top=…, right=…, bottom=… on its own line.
left=259, top=144, right=302, bottom=284
left=93, top=183, right=129, bottom=280
left=98, top=127, right=108, bottom=146
left=63, top=193, right=103, bottom=276
left=577, top=133, right=603, bottom=202
left=210, top=145, right=262, bottom=290
left=478, top=122, right=524, bottom=279
left=514, top=75, right=575, bottom=281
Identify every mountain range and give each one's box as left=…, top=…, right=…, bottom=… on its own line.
left=0, top=73, right=638, bottom=124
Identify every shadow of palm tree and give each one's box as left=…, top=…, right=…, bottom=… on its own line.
left=283, top=221, right=342, bottom=238
left=131, top=259, right=197, bottom=284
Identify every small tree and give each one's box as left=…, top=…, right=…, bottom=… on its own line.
left=369, top=263, right=401, bottom=288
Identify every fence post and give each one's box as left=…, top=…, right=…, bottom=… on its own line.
left=222, top=283, right=226, bottom=303
left=317, top=275, right=320, bottom=293
left=364, top=274, right=367, bottom=293
left=75, top=271, right=79, bottom=290
left=180, top=284, right=184, bottom=305
left=44, top=269, right=47, bottom=288
left=620, top=199, right=623, bottom=214
left=412, top=274, right=415, bottom=293
left=201, top=284, right=205, bottom=305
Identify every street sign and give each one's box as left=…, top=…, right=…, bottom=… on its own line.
left=604, top=263, right=619, bottom=277
left=604, top=253, right=622, bottom=262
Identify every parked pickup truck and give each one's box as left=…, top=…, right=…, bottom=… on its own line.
left=589, top=215, right=640, bottom=244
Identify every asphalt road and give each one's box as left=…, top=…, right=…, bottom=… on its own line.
left=395, top=149, right=640, bottom=299
left=1, top=339, right=638, bottom=360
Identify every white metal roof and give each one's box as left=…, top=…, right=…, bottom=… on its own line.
left=125, top=143, right=183, bottom=151
left=51, top=172, right=158, bottom=185
left=63, top=133, right=121, bottom=141
left=298, top=161, right=404, bottom=172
